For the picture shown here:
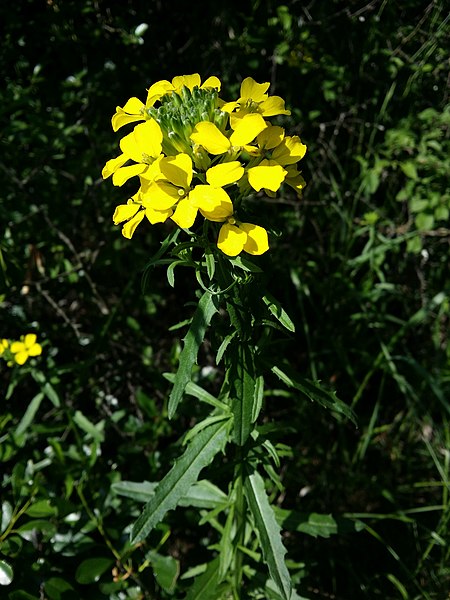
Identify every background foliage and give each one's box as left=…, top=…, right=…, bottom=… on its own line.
left=1, top=1, right=449, bottom=598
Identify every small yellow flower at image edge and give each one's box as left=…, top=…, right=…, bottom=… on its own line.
left=10, top=334, right=43, bottom=366
left=102, top=73, right=307, bottom=257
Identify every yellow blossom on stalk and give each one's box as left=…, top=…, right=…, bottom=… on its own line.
left=10, top=334, right=42, bottom=366
left=102, top=119, right=163, bottom=187
left=221, top=77, right=291, bottom=119
left=103, top=72, right=307, bottom=256
left=218, top=218, right=269, bottom=257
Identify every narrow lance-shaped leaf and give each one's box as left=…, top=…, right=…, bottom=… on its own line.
left=262, top=293, right=295, bottom=332
left=168, top=291, right=219, bottom=418
left=185, top=558, right=222, bottom=600
left=131, top=417, right=231, bottom=543
left=244, top=470, right=292, bottom=600
left=232, top=344, right=257, bottom=446
left=270, top=362, right=357, bottom=425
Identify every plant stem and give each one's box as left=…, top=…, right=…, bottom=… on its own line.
left=233, top=449, right=245, bottom=599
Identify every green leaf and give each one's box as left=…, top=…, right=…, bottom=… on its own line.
left=141, top=228, right=180, bottom=292
left=275, top=508, right=364, bottom=537
left=146, top=550, right=180, bottom=594
left=131, top=417, right=231, bottom=543
left=17, top=519, right=57, bottom=539
left=232, top=345, right=257, bottom=445
left=44, top=577, right=76, bottom=600
left=205, top=249, right=215, bottom=280
left=112, top=479, right=227, bottom=509
left=164, top=373, right=229, bottom=411
left=216, top=331, right=237, bottom=364
left=168, top=291, right=219, bottom=419
left=8, top=592, right=39, bottom=600
left=185, top=558, right=222, bottom=600
left=229, top=255, right=263, bottom=273
left=75, top=557, right=114, bottom=584
left=0, top=559, right=13, bottom=585
left=15, top=392, right=44, bottom=438
left=415, top=212, right=434, bottom=231
left=25, top=499, right=57, bottom=518
left=111, top=481, right=158, bottom=502
left=73, top=410, right=104, bottom=443
left=271, top=363, right=357, bottom=425
left=262, top=294, right=295, bottom=332
left=252, top=374, right=264, bottom=423
left=400, top=160, right=418, bottom=180
left=1, top=501, right=13, bottom=534
left=244, top=470, right=291, bottom=600
left=178, top=480, right=228, bottom=509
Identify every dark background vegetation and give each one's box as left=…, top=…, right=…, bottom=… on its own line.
left=1, top=1, right=449, bottom=598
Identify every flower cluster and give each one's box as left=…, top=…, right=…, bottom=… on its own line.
left=0, top=334, right=42, bottom=367
left=102, top=74, right=306, bottom=256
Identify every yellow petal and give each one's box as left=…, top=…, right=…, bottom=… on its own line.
left=146, top=80, right=174, bottom=107
left=14, top=351, right=28, bottom=365
left=24, top=334, right=37, bottom=348
left=113, top=203, right=140, bottom=225
left=285, top=166, right=306, bottom=195
left=240, top=223, right=269, bottom=255
left=160, top=153, right=192, bottom=189
left=112, top=163, right=147, bottom=186
left=220, top=100, right=239, bottom=113
left=102, top=154, right=128, bottom=179
left=230, top=113, right=267, bottom=147
left=28, top=343, right=42, bottom=357
left=190, top=122, right=230, bottom=155
left=206, top=161, right=244, bottom=187
left=171, top=198, right=198, bottom=229
left=201, top=76, right=221, bottom=91
left=239, top=77, right=270, bottom=103
left=217, top=223, right=247, bottom=256
left=122, top=210, right=145, bottom=239
left=257, top=126, right=285, bottom=150
left=139, top=155, right=164, bottom=182
left=272, top=136, right=307, bottom=165
left=189, top=185, right=233, bottom=221
left=120, top=119, right=162, bottom=162
left=247, top=163, right=287, bottom=192
left=10, top=341, right=26, bottom=354
left=259, top=96, right=291, bottom=117
left=112, top=113, right=145, bottom=132
left=111, top=97, right=145, bottom=131
left=145, top=206, right=173, bottom=224
left=142, top=180, right=182, bottom=210
left=172, top=74, right=201, bottom=91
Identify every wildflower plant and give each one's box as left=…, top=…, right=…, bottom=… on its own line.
left=103, top=74, right=354, bottom=598
left=0, top=334, right=42, bottom=367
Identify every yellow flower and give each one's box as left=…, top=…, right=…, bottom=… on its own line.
left=102, top=119, right=163, bottom=186
left=190, top=113, right=268, bottom=156
left=10, top=334, right=42, bottom=365
left=221, top=77, right=290, bottom=118
left=217, top=218, right=269, bottom=256
left=0, top=339, right=9, bottom=356
left=111, top=97, right=147, bottom=132
left=247, top=159, right=288, bottom=192
left=271, top=136, right=307, bottom=165
left=113, top=198, right=173, bottom=239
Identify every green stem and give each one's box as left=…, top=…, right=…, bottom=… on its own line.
left=233, top=452, right=246, bottom=599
